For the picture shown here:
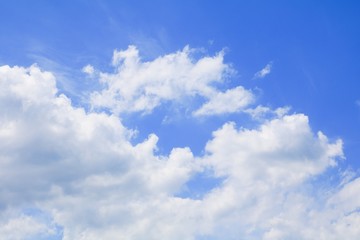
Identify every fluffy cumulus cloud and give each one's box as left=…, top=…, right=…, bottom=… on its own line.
left=90, top=45, right=254, bottom=115
left=0, top=64, right=198, bottom=239
left=0, top=47, right=360, bottom=240
left=193, top=86, right=254, bottom=116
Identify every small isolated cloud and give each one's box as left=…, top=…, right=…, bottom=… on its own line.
left=245, top=105, right=290, bottom=120
left=82, top=64, right=95, bottom=75
left=254, top=62, right=272, bottom=79
left=193, top=86, right=254, bottom=116
left=356, top=100, right=360, bottom=107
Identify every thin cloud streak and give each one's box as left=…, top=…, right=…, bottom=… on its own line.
left=254, top=62, right=272, bottom=79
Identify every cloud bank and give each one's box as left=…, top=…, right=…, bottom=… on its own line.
left=0, top=47, right=359, bottom=240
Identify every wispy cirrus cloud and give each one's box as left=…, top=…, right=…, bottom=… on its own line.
left=253, top=62, right=273, bottom=79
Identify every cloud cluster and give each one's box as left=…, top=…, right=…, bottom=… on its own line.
left=0, top=47, right=359, bottom=240
left=0, top=64, right=198, bottom=239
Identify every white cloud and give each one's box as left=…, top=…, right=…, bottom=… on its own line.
left=90, top=45, right=244, bottom=115
left=199, top=114, right=347, bottom=239
left=244, top=105, right=290, bottom=120
left=193, top=86, right=255, bottom=116
left=0, top=54, right=359, bottom=240
left=204, top=114, right=343, bottom=185
left=0, top=64, right=201, bottom=239
left=254, top=62, right=272, bottom=79
left=82, top=64, right=95, bottom=75
left=0, top=214, right=59, bottom=240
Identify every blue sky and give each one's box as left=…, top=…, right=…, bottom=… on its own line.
left=0, top=1, right=360, bottom=239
